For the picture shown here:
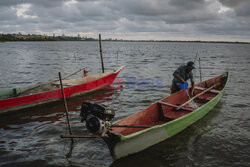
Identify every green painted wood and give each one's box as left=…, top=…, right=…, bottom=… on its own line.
left=0, top=88, right=16, bottom=99
left=164, top=89, right=224, bottom=137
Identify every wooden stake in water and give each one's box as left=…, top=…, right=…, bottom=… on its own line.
left=99, top=34, right=105, bottom=73
left=199, top=57, right=202, bottom=82
left=194, top=51, right=198, bottom=63
left=59, top=72, right=73, bottom=143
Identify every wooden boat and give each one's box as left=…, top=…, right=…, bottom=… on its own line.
left=0, top=66, right=125, bottom=115
left=104, top=72, right=229, bottom=159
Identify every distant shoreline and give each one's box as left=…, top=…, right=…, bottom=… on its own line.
left=1, top=40, right=249, bottom=45
left=0, top=33, right=249, bottom=44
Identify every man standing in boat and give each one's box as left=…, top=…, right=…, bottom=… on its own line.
left=171, top=61, right=195, bottom=95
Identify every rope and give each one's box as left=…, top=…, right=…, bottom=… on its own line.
left=51, top=68, right=84, bottom=83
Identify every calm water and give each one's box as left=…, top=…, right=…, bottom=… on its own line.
left=0, top=41, right=249, bottom=167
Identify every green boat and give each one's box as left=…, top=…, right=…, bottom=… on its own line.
left=62, top=72, right=229, bottom=159
left=106, top=72, right=228, bottom=159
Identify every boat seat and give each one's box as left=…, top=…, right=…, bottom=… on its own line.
left=194, top=86, right=220, bottom=94
left=163, top=110, right=190, bottom=119
left=158, top=101, right=194, bottom=112
left=195, top=96, right=213, bottom=103
left=158, top=101, right=195, bottom=121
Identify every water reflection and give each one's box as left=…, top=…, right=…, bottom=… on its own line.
left=0, top=88, right=121, bottom=166
left=0, top=88, right=121, bottom=129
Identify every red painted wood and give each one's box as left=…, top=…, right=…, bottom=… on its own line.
left=0, top=89, right=61, bottom=109
left=163, top=110, right=190, bottom=119
left=111, top=103, right=160, bottom=136
left=0, top=70, right=122, bottom=111
left=158, top=101, right=194, bottom=112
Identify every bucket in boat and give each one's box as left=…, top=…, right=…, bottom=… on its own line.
left=179, top=82, right=188, bottom=90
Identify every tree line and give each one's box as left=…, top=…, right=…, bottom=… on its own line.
left=0, top=33, right=96, bottom=42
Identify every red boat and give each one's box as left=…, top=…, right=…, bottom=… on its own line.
left=0, top=66, right=124, bottom=114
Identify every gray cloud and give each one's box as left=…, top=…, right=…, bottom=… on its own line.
left=218, top=0, right=247, bottom=7
left=0, top=0, right=250, bottom=41
left=219, top=0, right=250, bottom=17
left=0, top=0, right=67, bottom=8
left=0, top=6, right=18, bottom=21
left=169, top=0, right=206, bottom=10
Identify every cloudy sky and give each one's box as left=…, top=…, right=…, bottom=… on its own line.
left=0, top=0, right=250, bottom=42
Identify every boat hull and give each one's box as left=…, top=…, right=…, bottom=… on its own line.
left=107, top=72, right=228, bottom=159
left=0, top=67, right=124, bottom=114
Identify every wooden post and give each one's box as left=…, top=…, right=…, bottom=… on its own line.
left=199, top=57, right=202, bottom=82
left=59, top=72, right=73, bottom=143
left=99, top=34, right=105, bottom=73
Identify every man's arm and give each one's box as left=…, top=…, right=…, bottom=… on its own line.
left=173, top=71, right=185, bottom=83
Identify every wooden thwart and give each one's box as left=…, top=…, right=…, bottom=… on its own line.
left=61, top=135, right=108, bottom=138
left=158, top=101, right=194, bottom=112
left=194, top=86, right=220, bottom=94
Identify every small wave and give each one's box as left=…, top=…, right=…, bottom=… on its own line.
left=231, top=104, right=248, bottom=108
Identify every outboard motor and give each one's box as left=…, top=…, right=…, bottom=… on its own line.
left=80, top=101, right=115, bottom=136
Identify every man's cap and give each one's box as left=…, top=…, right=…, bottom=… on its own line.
left=187, top=61, right=195, bottom=69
